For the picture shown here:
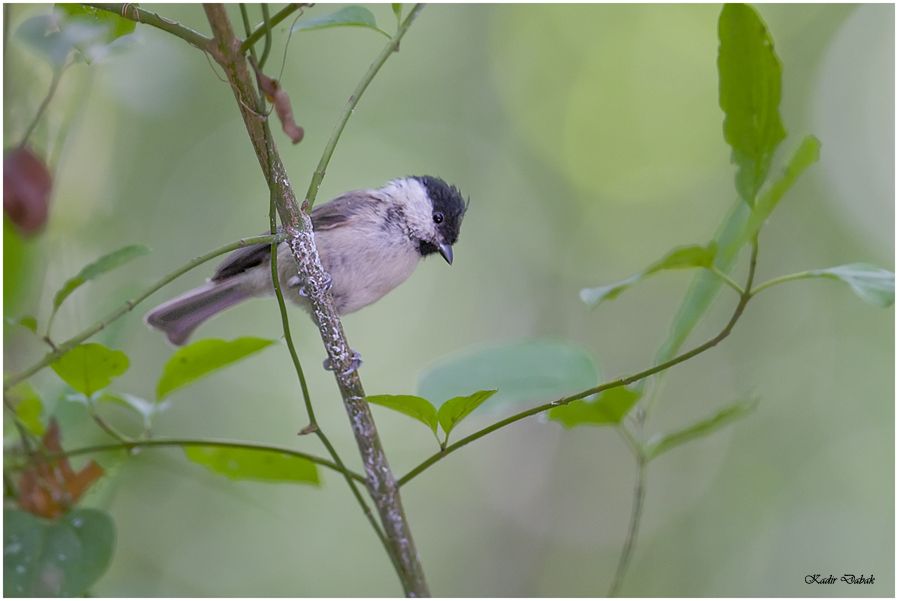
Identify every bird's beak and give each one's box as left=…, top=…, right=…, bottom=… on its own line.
left=438, top=242, right=454, bottom=265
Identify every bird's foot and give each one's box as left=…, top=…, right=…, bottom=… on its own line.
left=323, top=350, right=363, bottom=376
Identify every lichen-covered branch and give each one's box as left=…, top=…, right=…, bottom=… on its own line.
left=202, top=5, right=429, bottom=596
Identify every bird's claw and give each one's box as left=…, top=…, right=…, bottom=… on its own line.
left=323, top=350, right=363, bottom=376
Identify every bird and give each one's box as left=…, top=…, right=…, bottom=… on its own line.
left=145, top=176, right=467, bottom=346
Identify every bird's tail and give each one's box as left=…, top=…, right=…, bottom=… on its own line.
left=145, top=280, right=250, bottom=346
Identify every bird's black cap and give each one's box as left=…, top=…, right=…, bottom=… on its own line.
left=414, top=175, right=467, bottom=248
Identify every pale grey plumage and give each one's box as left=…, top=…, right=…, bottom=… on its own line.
left=145, top=176, right=466, bottom=345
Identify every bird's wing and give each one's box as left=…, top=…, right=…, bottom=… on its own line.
left=211, top=241, right=272, bottom=281
left=310, top=192, right=363, bottom=231
left=210, top=193, right=365, bottom=281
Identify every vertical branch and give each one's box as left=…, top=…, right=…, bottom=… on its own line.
left=608, top=456, right=646, bottom=596
left=202, top=5, right=429, bottom=596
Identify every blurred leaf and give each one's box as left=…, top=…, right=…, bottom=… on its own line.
left=52, top=244, right=150, bottom=312
left=392, top=3, right=402, bottom=22
left=56, top=3, right=136, bottom=41
left=4, top=217, right=30, bottom=311
left=793, top=264, right=894, bottom=308
left=97, top=392, right=168, bottom=427
left=579, top=273, right=642, bottom=306
left=4, top=508, right=115, bottom=597
left=7, top=382, right=44, bottom=436
left=645, top=398, right=759, bottom=460
left=5, top=315, right=38, bottom=334
left=367, top=395, right=438, bottom=435
left=655, top=201, right=750, bottom=366
left=718, top=3, right=786, bottom=204
left=581, top=243, right=717, bottom=306
left=292, top=5, right=390, bottom=38
left=437, top=390, right=497, bottom=441
left=156, top=337, right=275, bottom=400
left=51, top=343, right=130, bottom=396
left=548, top=387, right=641, bottom=428
left=184, top=446, right=320, bottom=485
left=743, top=135, right=821, bottom=243
left=4, top=147, right=52, bottom=236
left=14, top=12, right=109, bottom=67
left=418, top=340, right=599, bottom=410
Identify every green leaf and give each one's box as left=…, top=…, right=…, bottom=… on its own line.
left=5, top=315, right=38, bottom=334
left=801, top=264, right=894, bottom=308
left=418, top=340, right=599, bottom=410
left=743, top=135, right=821, bottom=243
left=367, top=394, right=439, bottom=435
left=52, top=244, right=150, bottom=312
left=581, top=243, right=717, bottom=307
left=56, top=3, right=137, bottom=41
left=548, top=387, right=641, bottom=428
left=655, top=201, right=750, bottom=366
left=156, top=337, right=275, bottom=400
left=392, top=3, right=402, bottom=22
left=7, top=382, right=44, bottom=436
left=718, top=3, right=786, bottom=204
left=184, top=446, right=320, bottom=485
left=292, top=6, right=390, bottom=38
left=51, top=343, right=130, bottom=396
left=437, top=390, right=497, bottom=441
left=644, top=398, right=759, bottom=460
left=4, top=508, right=116, bottom=597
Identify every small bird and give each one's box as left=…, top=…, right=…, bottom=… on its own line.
left=146, top=176, right=467, bottom=345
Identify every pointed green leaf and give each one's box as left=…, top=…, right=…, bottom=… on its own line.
left=367, top=395, right=438, bottom=435
left=4, top=508, right=115, bottom=597
left=51, top=343, right=130, bottom=396
left=53, top=244, right=150, bottom=312
left=581, top=243, right=718, bottom=307
left=655, top=201, right=750, bottom=365
left=548, top=387, right=641, bottom=428
left=292, top=6, right=390, bottom=38
left=743, top=135, right=821, bottom=242
left=580, top=273, right=642, bottom=306
left=418, top=340, right=599, bottom=410
left=644, top=398, right=759, bottom=460
left=647, top=243, right=717, bottom=273
left=803, top=264, right=893, bottom=307
left=392, top=3, right=403, bottom=22
left=437, top=390, right=497, bottom=440
left=718, top=3, right=786, bottom=204
left=7, top=382, right=44, bottom=436
left=156, top=337, right=275, bottom=400
left=184, top=445, right=319, bottom=485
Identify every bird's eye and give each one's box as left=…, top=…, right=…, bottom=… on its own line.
left=433, top=212, right=444, bottom=224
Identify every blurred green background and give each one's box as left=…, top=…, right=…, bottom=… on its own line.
left=4, top=3, right=894, bottom=596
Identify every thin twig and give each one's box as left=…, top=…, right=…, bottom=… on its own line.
left=258, top=4, right=273, bottom=70
left=608, top=456, right=646, bottom=596
left=304, top=4, right=425, bottom=209
left=3, top=234, right=281, bottom=391
left=398, top=241, right=761, bottom=487
left=240, top=3, right=306, bottom=53
left=5, top=438, right=367, bottom=483
left=85, top=4, right=213, bottom=52
left=20, top=62, right=69, bottom=148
